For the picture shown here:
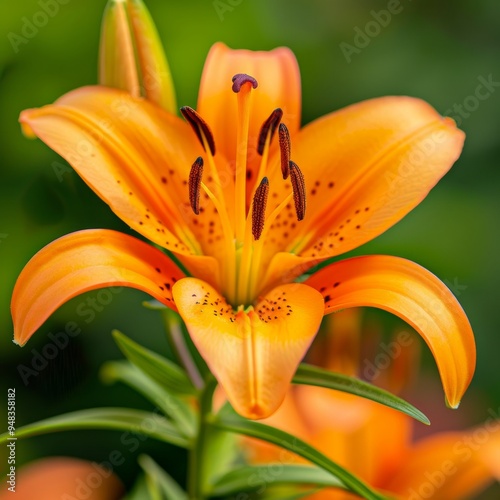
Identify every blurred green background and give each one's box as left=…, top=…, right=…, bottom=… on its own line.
left=1, top=0, right=499, bottom=497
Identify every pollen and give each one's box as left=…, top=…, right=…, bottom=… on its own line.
left=257, top=108, right=283, bottom=155
left=252, top=177, right=269, bottom=240
left=289, top=161, right=306, bottom=221
left=189, top=157, right=204, bottom=215
left=278, top=123, right=291, bottom=179
left=180, top=106, right=216, bottom=155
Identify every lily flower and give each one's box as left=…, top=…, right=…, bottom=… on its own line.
left=0, top=457, right=124, bottom=500
left=246, top=311, right=500, bottom=500
left=13, top=11, right=475, bottom=418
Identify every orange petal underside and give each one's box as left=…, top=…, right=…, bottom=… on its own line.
left=173, top=278, right=324, bottom=419
left=197, top=42, right=301, bottom=192
left=261, top=97, right=465, bottom=292
left=306, top=255, right=475, bottom=409
left=11, top=229, right=184, bottom=346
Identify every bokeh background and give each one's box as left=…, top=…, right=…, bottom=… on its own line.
left=1, top=0, right=499, bottom=497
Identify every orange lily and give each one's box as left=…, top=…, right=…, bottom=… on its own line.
left=13, top=4, right=475, bottom=419
left=247, top=311, right=500, bottom=500
left=0, top=457, right=124, bottom=500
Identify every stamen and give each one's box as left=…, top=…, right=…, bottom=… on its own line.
left=180, top=106, right=216, bottom=155
left=279, top=123, right=291, bottom=180
left=257, top=108, right=283, bottom=155
left=189, top=157, right=203, bottom=215
left=289, top=161, right=306, bottom=221
left=232, top=73, right=258, bottom=93
left=252, top=177, right=269, bottom=240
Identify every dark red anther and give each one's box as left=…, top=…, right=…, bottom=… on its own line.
left=289, top=161, right=306, bottom=221
left=189, top=157, right=204, bottom=215
left=180, top=106, right=216, bottom=156
left=279, top=123, right=291, bottom=179
left=257, top=108, right=283, bottom=155
left=252, top=177, right=269, bottom=240
left=232, top=73, right=258, bottom=93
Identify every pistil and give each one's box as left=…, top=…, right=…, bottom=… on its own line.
left=233, top=74, right=257, bottom=245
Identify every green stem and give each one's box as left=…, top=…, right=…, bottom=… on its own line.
left=163, top=310, right=204, bottom=389
left=187, top=376, right=218, bottom=499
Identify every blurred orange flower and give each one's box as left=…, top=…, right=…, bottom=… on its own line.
left=247, top=311, right=499, bottom=499
left=0, top=457, right=124, bottom=500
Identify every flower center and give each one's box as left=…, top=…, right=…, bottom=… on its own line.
left=181, top=74, right=306, bottom=306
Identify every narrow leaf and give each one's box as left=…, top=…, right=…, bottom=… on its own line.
left=294, top=363, right=430, bottom=425
left=112, top=329, right=197, bottom=395
left=210, top=412, right=386, bottom=500
left=124, top=474, right=150, bottom=500
left=101, top=360, right=197, bottom=438
left=0, top=408, right=190, bottom=448
left=211, top=464, right=344, bottom=496
left=139, top=454, right=188, bottom=500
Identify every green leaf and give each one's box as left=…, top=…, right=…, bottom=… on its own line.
left=143, top=299, right=169, bottom=310
left=124, top=474, right=150, bottom=500
left=112, top=330, right=197, bottom=395
left=258, top=487, right=323, bottom=500
left=101, top=360, right=197, bottom=439
left=294, top=363, right=430, bottom=425
left=139, top=454, right=188, bottom=500
left=211, top=464, right=344, bottom=496
left=0, top=408, right=190, bottom=449
left=210, top=412, right=386, bottom=500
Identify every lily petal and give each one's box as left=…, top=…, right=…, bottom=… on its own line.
left=173, top=278, right=324, bottom=419
left=19, top=86, right=221, bottom=287
left=0, top=457, right=124, bottom=500
left=197, top=42, right=301, bottom=186
left=298, top=389, right=411, bottom=489
left=305, top=255, right=475, bottom=409
left=12, top=229, right=184, bottom=346
left=387, top=432, right=496, bottom=500
left=262, top=97, right=464, bottom=291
